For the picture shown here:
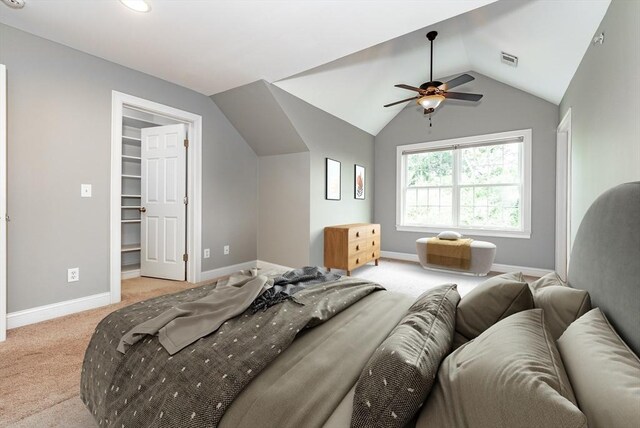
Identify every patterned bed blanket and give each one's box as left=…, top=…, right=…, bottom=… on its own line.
left=80, top=276, right=383, bottom=427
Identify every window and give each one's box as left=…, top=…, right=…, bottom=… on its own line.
left=396, top=129, right=531, bottom=238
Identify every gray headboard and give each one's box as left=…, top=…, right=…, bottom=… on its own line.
left=568, top=182, right=640, bottom=355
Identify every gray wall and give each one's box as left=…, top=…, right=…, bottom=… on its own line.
left=375, top=72, right=558, bottom=269
left=0, top=24, right=258, bottom=312
left=270, top=86, right=375, bottom=266
left=560, top=0, right=640, bottom=245
left=257, top=152, right=310, bottom=267
left=211, top=80, right=308, bottom=156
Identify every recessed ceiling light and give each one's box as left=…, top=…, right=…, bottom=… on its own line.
left=120, top=0, right=151, bottom=13
left=2, top=0, right=25, bottom=9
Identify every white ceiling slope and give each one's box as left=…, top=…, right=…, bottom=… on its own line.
left=275, top=0, right=610, bottom=134
left=0, top=0, right=496, bottom=95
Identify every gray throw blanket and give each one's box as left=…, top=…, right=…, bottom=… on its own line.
left=81, top=275, right=383, bottom=428
left=250, top=266, right=341, bottom=312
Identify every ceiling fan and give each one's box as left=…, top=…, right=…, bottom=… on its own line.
left=384, top=31, right=483, bottom=121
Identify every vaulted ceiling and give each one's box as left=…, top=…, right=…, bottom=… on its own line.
left=275, top=0, right=611, bottom=134
left=0, top=0, right=610, bottom=136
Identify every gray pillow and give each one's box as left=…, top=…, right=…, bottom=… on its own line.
left=528, top=272, right=592, bottom=340
left=534, top=286, right=591, bottom=340
left=455, top=272, right=533, bottom=343
left=529, top=270, right=567, bottom=291
left=557, top=308, right=640, bottom=428
left=351, top=284, right=460, bottom=428
left=417, top=309, right=586, bottom=428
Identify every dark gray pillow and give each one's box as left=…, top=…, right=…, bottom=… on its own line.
left=455, top=272, right=533, bottom=344
left=351, top=284, right=460, bottom=428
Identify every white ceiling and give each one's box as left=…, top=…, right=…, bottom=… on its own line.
left=0, top=0, right=610, bottom=136
left=275, top=0, right=611, bottom=134
left=0, top=0, right=496, bottom=95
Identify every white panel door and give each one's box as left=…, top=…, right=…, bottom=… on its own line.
left=141, top=124, right=186, bottom=280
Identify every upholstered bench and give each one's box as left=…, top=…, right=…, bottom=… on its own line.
left=416, top=237, right=496, bottom=276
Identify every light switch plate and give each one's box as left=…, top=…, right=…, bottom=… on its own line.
left=81, top=184, right=92, bottom=198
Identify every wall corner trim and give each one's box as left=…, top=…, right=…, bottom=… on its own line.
left=380, top=251, right=552, bottom=278
left=7, top=292, right=111, bottom=330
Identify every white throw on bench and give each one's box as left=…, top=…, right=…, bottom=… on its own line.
left=416, top=238, right=496, bottom=276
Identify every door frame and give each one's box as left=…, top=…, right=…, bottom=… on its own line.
left=555, top=108, right=572, bottom=280
left=110, top=91, right=202, bottom=303
left=1, top=65, right=7, bottom=341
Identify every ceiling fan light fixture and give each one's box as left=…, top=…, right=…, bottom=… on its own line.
left=417, top=94, right=445, bottom=111
left=120, top=0, right=151, bottom=13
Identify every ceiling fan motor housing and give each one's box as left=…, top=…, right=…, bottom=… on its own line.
left=420, top=81, right=444, bottom=91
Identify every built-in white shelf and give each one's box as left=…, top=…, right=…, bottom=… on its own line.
left=122, top=194, right=142, bottom=198
left=121, top=206, right=141, bottom=209
left=122, top=174, right=141, bottom=179
left=122, top=155, right=141, bottom=161
left=121, top=244, right=141, bottom=253
left=123, top=115, right=158, bottom=129
left=122, top=135, right=141, bottom=143
left=121, top=219, right=141, bottom=224
left=122, top=262, right=141, bottom=272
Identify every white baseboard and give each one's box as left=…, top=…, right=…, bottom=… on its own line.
left=380, top=250, right=552, bottom=278
left=121, top=269, right=140, bottom=280
left=257, top=260, right=294, bottom=271
left=380, top=251, right=420, bottom=263
left=7, top=292, right=111, bottom=330
left=490, top=263, right=552, bottom=278
left=200, top=260, right=258, bottom=282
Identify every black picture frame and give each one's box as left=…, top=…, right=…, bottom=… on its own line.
left=325, top=158, right=341, bottom=200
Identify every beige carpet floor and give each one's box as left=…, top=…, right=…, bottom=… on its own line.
left=1, top=261, right=534, bottom=427
left=0, top=277, right=197, bottom=427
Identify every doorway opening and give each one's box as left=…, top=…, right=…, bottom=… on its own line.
left=556, top=108, right=572, bottom=280
left=110, top=92, right=202, bottom=304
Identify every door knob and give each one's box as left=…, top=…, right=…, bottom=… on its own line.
left=139, top=207, right=147, bottom=213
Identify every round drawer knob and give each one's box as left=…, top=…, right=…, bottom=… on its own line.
left=356, top=258, right=360, bottom=264
left=356, top=231, right=360, bottom=237
left=372, top=252, right=375, bottom=258
left=372, top=241, right=375, bottom=246
left=372, top=229, right=376, bottom=234
left=356, top=245, right=360, bottom=251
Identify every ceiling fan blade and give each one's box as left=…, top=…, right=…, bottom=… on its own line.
left=443, top=92, right=483, bottom=102
left=439, top=74, right=474, bottom=90
left=384, top=96, right=419, bottom=107
left=394, top=84, right=423, bottom=93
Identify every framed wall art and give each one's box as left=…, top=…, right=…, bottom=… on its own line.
left=326, top=158, right=341, bottom=200
left=354, top=164, right=365, bottom=200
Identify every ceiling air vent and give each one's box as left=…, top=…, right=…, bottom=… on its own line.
left=2, top=0, right=25, bottom=9
left=501, top=52, right=518, bottom=67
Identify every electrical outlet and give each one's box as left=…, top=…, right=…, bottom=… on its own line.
left=223, top=245, right=230, bottom=255
left=68, top=267, right=80, bottom=283
left=81, top=184, right=92, bottom=198
left=204, top=248, right=210, bottom=258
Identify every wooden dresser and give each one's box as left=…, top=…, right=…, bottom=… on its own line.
left=324, top=223, right=380, bottom=275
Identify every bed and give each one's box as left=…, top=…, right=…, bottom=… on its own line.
left=81, top=182, right=640, bottom=427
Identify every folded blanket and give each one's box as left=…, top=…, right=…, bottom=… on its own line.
left=426, top=237, right=473, bottom=270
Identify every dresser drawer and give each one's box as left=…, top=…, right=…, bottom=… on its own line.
left=347, top=224, right=380, bottom=240
left=349, top=237, right=380, bottom=255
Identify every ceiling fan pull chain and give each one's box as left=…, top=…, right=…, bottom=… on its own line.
left=429, top=114, right=432, bottom=127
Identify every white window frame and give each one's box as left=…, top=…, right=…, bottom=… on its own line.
left=396, top=129, right=532, bottom=239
